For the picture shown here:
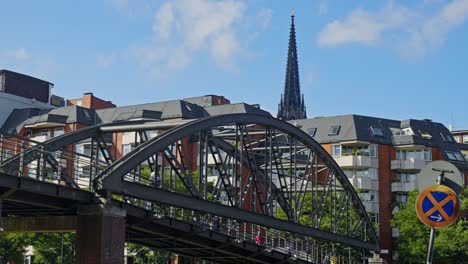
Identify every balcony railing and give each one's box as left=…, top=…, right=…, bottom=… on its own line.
left=391, top=181, right=417, bottom=192
left=334, top=155, right=378, bottom=168
left=390, top=159, right=427, bottom=171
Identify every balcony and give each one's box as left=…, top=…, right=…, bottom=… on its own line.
left=392, top=228, right=400, bottom=237
left=391, top=181, right=417, bottom=192
left=348, top=176, right=375, bottom=190
left=390, top=159, right=427, bottom=172
left=334, top=155, right=378, bottom=168
left=30, top=134, right=51, bottom=143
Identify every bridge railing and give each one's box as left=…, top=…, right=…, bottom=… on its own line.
left=0, top=133, right=108, bottom=190
left=121, top=195, right=367, bottom=263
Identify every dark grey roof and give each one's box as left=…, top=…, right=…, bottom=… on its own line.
left=183, top=95, right=226, bottom=108
left=204, top=103, right=271, bottom=117
left=294, top=114, right=467, bottom=168
left=21, top=106, right=98, bottom=127
left=0, top=108, right=42, bottom=134
left=96, top=99, right=206, bottom=123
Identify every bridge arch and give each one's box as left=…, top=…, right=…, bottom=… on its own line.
left=96, top=113, right=380, bottom=253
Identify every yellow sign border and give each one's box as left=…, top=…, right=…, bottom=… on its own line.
left=415, top=185, right=459, bottom=229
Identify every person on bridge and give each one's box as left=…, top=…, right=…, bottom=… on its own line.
left=255, top=231, right=265, bottom=246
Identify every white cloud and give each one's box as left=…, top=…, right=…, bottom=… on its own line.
left=318, top=3, right=414, bottom=47
left=257, top=8, right=273, bottom=30
left=135, top=0, right=247, bottom=75
left=318, top=0, right=328, bottom=16
left=97, top=53, right=117, bottom=69
left=2, top=48, right=31, bottom=60
left=318, top=0, right=468, bottom=57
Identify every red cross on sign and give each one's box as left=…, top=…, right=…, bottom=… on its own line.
left=415, top=185, right=460, bottom=229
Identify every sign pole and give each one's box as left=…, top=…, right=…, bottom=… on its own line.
left=426, top=227, right=436, bottom=264
left=425, top=169, right=448, bottom=264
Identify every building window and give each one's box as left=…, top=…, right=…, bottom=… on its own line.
left=444, top=151, right=465, bottom=161
left=423, top=149, right=432, bottom=161
left=396, top=149, right=431, bottom=161
left=28, top=168, right=37, bottom=178
left=123, top=144, right=133, bottom=155
left=77, top=167, right=91, bottom=178
left=54, top=128, right=65, bottom=137
left=332, top=145, right=341, bottom=157
left=368, top=168, right=378, bottom=180
left=370, top=126, right=384, bottom=137
left=440, top=133, right=453, bottom=142
left=463, top=135, right=468, bottom=144
left=2, top=149, right=12, bottom=160
left=369, top=145, right=377, bottom=157
left=369, top=213, right=379, bottom=223
left=307, top=128, right=317, bottom=137
left=453, top=135, right=460, bottom=143
left=454, top=152, right=465, bottom=161
left=146, top=130, right=158, bottom=138
left=40, top=129, right=50, bottom=137
left=329, top=126, right=340, bottom=136
left=75, top=145, right=91, bottom=156
left=397, top=173, right=416, bottom=183
left=419, top=130, right=432, bottom=139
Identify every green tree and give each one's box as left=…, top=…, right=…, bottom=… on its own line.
left=0, top=233, right=30, bottom=264
left=391, top=190, right=468, bottom=263
left=127, top=243, right=173, bottom=264
left=30, top=233, right=75, bottom=264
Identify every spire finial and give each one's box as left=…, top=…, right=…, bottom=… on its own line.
left=291, top=8, right=294, bottom=17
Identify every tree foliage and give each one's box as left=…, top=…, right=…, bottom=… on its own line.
left=391, top=190, right=468, bottom=263
left=0, top=233, right=30, bottom=264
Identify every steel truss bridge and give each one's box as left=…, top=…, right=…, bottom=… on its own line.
left=0, top=113, right=379, bottom=263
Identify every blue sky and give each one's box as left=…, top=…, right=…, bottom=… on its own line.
left=1, top=0, right=468, bottom=129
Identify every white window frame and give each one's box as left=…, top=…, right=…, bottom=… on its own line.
left=332, top=144, right=341, bottom=157
left=369, top=145, right=378, bottom=157
left=123, top=144, right=132, bottom=155
left=54, top=128, right=65, bottom=137
left=463, top=135, right=468, bottom=144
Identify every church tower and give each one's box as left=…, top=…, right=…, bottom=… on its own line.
left=277, top=11, right=307, bottom=121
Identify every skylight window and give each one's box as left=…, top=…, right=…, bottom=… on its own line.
left=419, top=130, right=432, bottom=139
left=445, top=151, right=456, bottom=160
left=445, top=151, right=464, bottom=161
left=329, top=126, right=340, bottom=136
left=307, top=128, right=317, bottom=137
left=440, top=133, right=453, bottom=142
left=371, top=126, right=384, bottom=137
left=454, top=152, right=465, bottom=161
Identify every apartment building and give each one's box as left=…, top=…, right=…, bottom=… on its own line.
left=0, top=93, right=268, bottom=186
left=0, top=69, right=64, bottom=128
left=294, top=115, right=467, bottom=263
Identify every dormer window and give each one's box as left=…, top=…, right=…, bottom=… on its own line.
left=307, top=128, right=317, bottom=137
left=329, top=126, right=340, bottom=136
left=371, top=126, right=384, bottom=137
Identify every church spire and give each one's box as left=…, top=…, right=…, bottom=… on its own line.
left=277, top=12, right=307, bottom=121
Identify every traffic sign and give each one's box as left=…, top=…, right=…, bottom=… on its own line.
left=417, top=161, right=464, bottom=194
left=416, top=185, right=460, bottom=229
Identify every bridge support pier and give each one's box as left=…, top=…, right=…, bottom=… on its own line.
left=75, top=204, right=126, bottom=264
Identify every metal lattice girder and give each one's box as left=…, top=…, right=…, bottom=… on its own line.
left=95, top=113, right=380, bottom=252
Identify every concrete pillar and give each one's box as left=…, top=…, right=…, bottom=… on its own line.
left=75, top=205, right=126, bottom=264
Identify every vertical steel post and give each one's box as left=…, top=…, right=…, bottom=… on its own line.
left=426, top=227, right=436, bottom=264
